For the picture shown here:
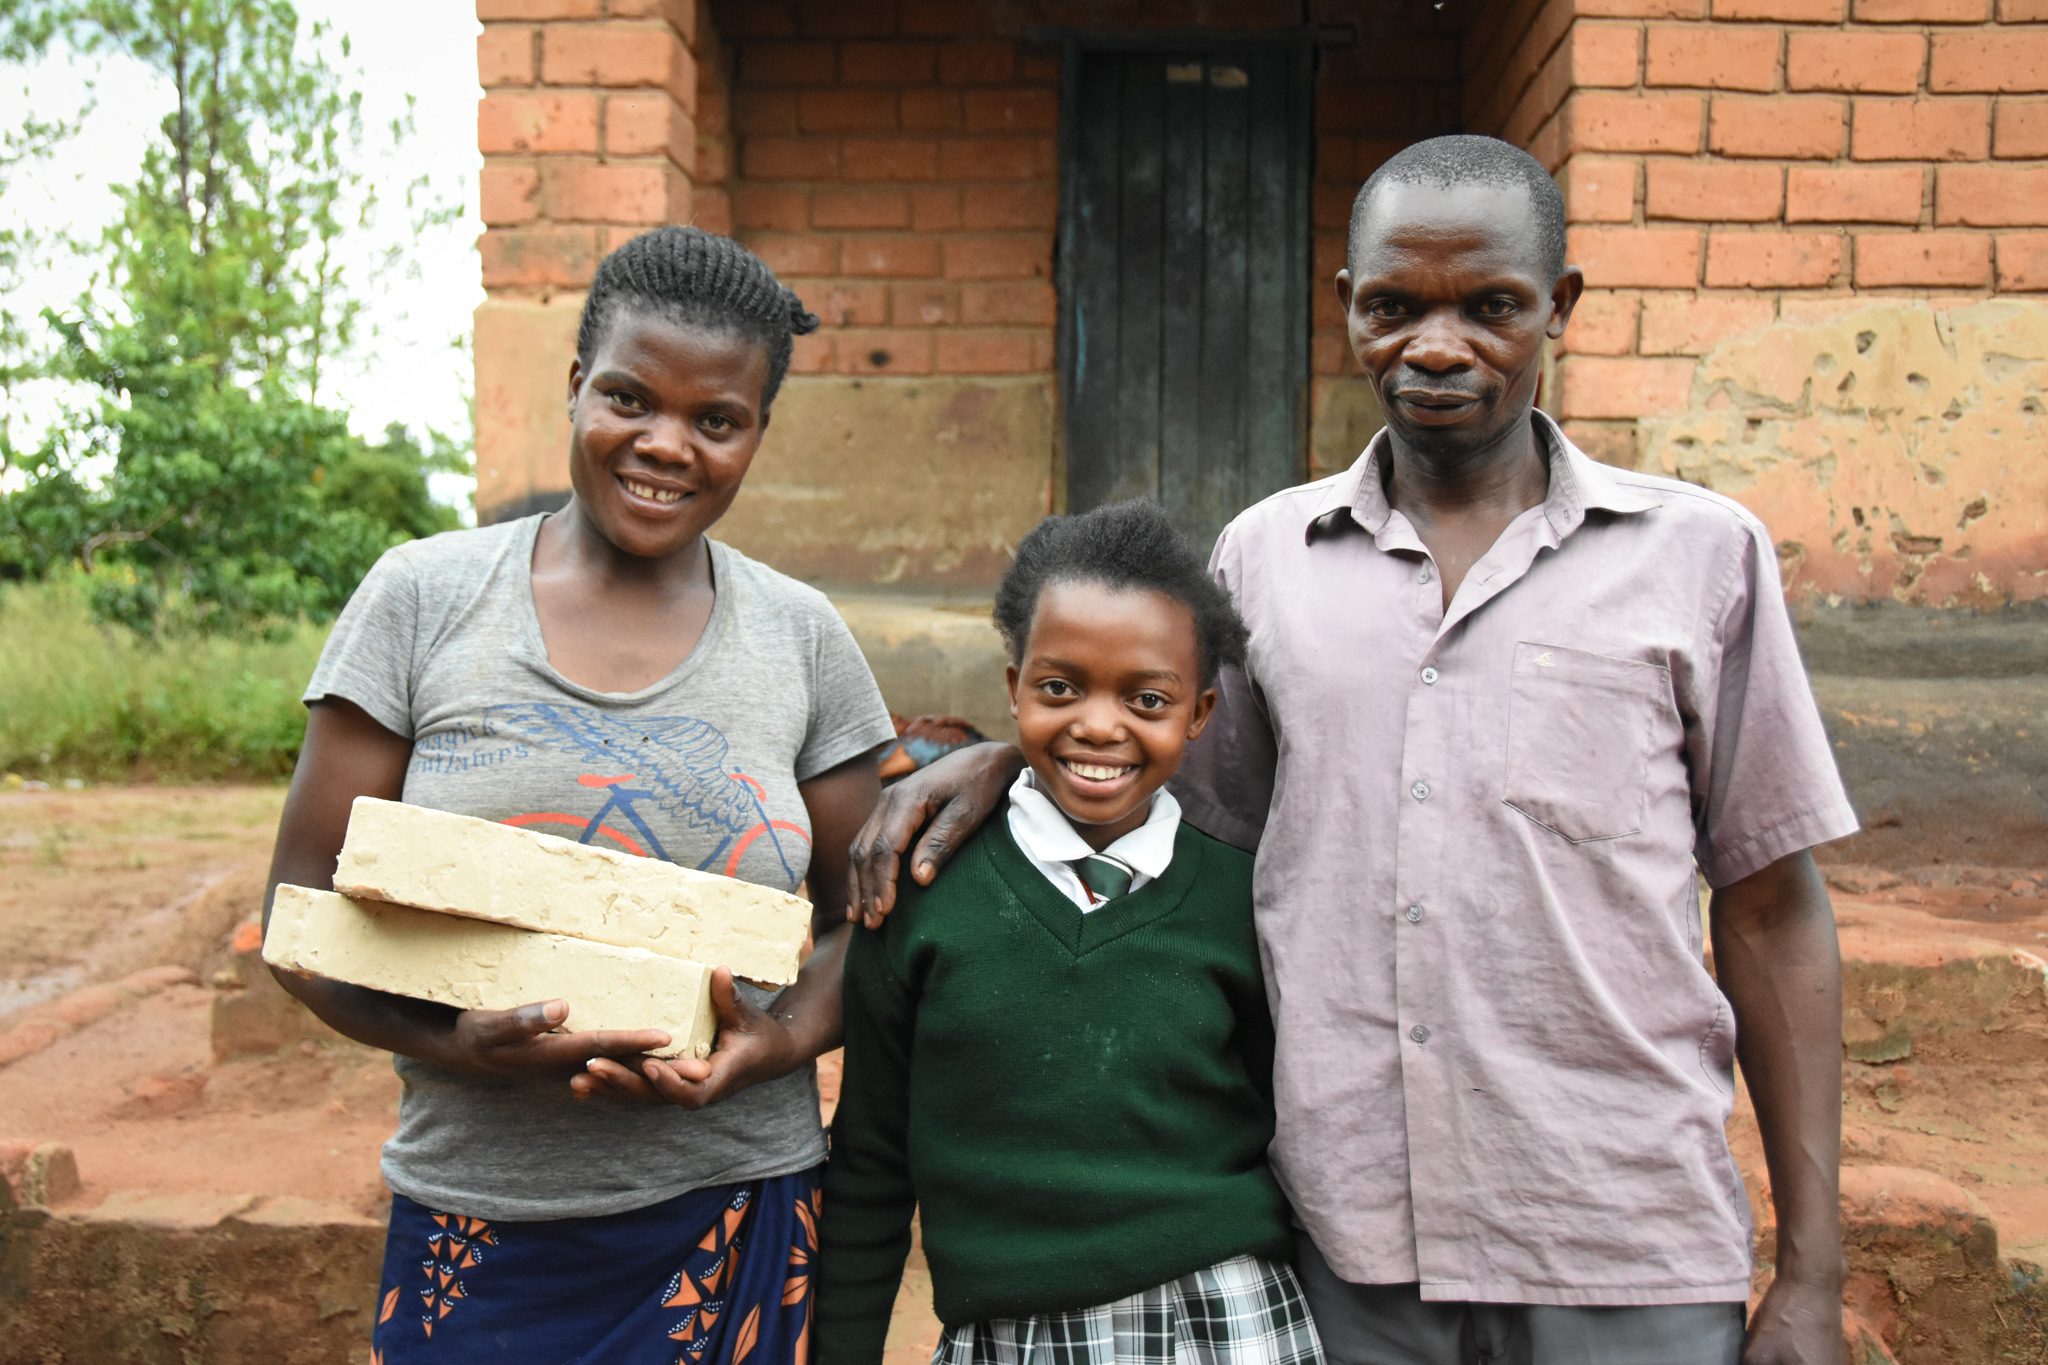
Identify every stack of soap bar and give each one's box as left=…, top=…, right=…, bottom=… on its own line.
left=334, top=797, right=810, bottom=986
left=264, top=886, right=719, bottom=1058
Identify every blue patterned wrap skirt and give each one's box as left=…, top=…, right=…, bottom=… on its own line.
left=370, top=1167, right=822, bottom=1365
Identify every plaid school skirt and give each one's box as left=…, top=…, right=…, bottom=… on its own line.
left=369, top=1167, right=821, bottom=1365
left=933, top=1255, right=1324, bottom=1365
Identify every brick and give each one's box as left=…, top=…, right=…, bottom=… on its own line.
left=1571, top=23, right=1643, bottom=88
left=478, top=91, right=599, bottom=155
left=478, top=26, right=535, bottom=87
left=479, top=224, right=600, bottom=287
left=1570, top=225, right=1705, bottom=286
left=841, top=40, right=938, bottom=85
left=732, top=89, right=798, bottom=135
left=788, top=279, right=887, bottom=327
left=1560, top=290, right=1639, bottom=354
left=1563, top=157, right=1638, bottom=222
left=1995, top=99, right=2048, bottom=157
left=841, top=235, right=943, bottom=276
left=793, top=0, right=893, bottom=36
left=911, top=186, right=963, bottom=230
left=476, top=0, right=599, bottom=15
left=742, top=134, right=838, bottom=179
left=1638, top=291, right=1779, bottom=352
left=1854, top=0, right=1989, bottom=16
left=1936, top=165, right=2048, bottom=225
left=541, top=24, right=694, bottom=108
left=1710, top=0, right=1842, bottom=16
left=942, top=234, right=1052, bottom=279
left=607, top=94, right=691, bottom=164
left=835, top=329, right=933, bottom=374
left=1645, top=25, right=1781, bottom=92
left=934, top=330, right=1041, bottom=374
left=748, top=233, right=839, bottom=276
left=1930, top=33, right=2048, bottom=92
left=798, top=89, right=898, bottom=132
left=960, top=280, right=1056, bottom=325
left=788, top=331, right=832, bottom=374
left=1710, top=95, right=1845, bottom=158
left=267, top=886, right=716, bottom=1057
left=480, top=162, right=540, bottom=225
left=963, top=87, right=1059, bottom=133
left=938, top=40, right=1016, bottom=84
left=1561, top=420, right=1640, bottom=467
left=891, top=282, right=957, bottom=325
left=541, top=160, right=680, bottom=223
left=1565, top=92, right=1704, bottom=153
left=841, top=136, right=940, bottom=180
left=1787, top=32, right=1925, bottom=94
left=2004, top=0, right=2048, bottom=14
left=716, top=0, right=796, bottom=36
left=1786, top=165, right=1924, bottom=223
left=1855, top=231, right=1991, bottom=284
left=733, top=186, right=809, bottom=231
left=1577, top=0, right=1705, bottom=15
left=1557, top=355, right=1697, bottom=417
left=963, top=182, right=1058, bottom=229
left=741, top=40, right=835, bottom=86
left=1644, top=161, right=1784, bottom=221
left=691, top=188, right=732, bottom=236
left=900, top=88, right=963, bottom=131
left=607, top=0, right=695, bottom=29
left=335, top=798, right=810, bottom=984
left=1852, top=97, right=1990, bottom=159
left=1996, top=232, right=2048, bottom=288
left=1704, top=230, right=1845, bottom=285
left=937, top=135, right=1048, bottom=180
left=811, top=188, right=910, bottom=228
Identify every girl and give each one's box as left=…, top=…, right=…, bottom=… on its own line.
left=817, top=502, right=1323, bottom=1365
left=265, top=227, right=895, bottom=1364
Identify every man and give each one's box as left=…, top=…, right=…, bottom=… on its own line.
left=851, top=135, right=1853, bottom=1365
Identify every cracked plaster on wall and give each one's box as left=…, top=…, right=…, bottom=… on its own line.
left=1639, top=301, right=2048, bottom=607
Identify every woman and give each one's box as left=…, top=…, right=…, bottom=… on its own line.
left=265, top=227, right=892, bottom=1365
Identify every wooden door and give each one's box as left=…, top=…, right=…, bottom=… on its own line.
left=1057, top=43, right=1311, bottom=551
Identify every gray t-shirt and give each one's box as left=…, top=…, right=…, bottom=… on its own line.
left=303, top=515, right=895, bottom=1221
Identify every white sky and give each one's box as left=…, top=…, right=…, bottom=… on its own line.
left=0, top=1, right=483, bottom=510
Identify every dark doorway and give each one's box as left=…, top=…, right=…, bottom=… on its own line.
left=1056, top=41, right=1312, bottom=551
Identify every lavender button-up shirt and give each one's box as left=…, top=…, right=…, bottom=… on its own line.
left=1173, top=414, right=1857, bottom=1308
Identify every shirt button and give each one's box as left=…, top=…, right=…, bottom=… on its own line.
left=1411, top=780, right=1431, bottom=801
left=1410, top=1025, right=1430, bottom=1043
left=1420, top=667, right=1439, bottom=685
left=1416, top=564, right=1433, bottom=585
left=1406, top=904, right=1423, bottom=923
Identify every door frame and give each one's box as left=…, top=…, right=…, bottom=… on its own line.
left=1051, top=29, right=1317, bottom=522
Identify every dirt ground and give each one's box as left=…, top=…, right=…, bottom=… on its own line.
left=0, top=784, right=2040, bottom=1361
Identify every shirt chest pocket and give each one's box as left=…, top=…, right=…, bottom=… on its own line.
left=1501, top=642, right=1673, bottom=844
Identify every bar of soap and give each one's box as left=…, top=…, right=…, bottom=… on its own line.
left=263, top=885, right=718, bottom=1059
left=334, top=797, right=810, bottom=986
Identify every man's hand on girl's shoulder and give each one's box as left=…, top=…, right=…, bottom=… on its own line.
left=848, top=741, right=1024, bottom=928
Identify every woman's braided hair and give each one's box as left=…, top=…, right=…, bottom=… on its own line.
left=575, top=226, right=820, bottom=411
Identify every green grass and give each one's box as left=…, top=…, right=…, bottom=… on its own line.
left=0, top=575, right=331, bottom=783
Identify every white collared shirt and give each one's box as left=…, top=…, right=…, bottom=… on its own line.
left=1004, top=769, right=1181, bottom=912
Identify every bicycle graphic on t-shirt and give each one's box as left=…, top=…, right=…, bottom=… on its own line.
left=478, top=703, right=809, bottom=881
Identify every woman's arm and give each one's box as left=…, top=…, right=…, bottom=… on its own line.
left=269, top=698, right=671, bottom=1080
left=574, top=747, right=882, bottom=1106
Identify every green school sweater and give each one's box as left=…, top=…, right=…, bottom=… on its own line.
left=816, top=811, right=1293, bottom=1364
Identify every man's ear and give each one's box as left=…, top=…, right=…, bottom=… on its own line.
left=1005, top=663, right=1022, bottom=719
left=1335, top=268, right=1354, bottom=318
left=1185, top=686, right=1219, bottom=741
left=1546, top=264, right=1585, bottom=340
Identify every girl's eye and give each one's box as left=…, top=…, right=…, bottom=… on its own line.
left=1040, top=679, right=1074, bottom=698
left=1133, top=692, right=1168, bottom=711
left=701, top=414, right=733, bottom=433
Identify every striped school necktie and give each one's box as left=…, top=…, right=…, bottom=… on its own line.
left=1071, top=852, right=1136, bottom=904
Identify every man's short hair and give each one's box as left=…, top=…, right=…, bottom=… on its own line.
left=1347, top=135, right=1568, bottom=285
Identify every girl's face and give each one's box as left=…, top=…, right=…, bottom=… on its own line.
left=564, top=309, right=772, bottom=560
left=1006, top=580, right=1217, bottom=851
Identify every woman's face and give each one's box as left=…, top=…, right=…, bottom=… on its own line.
left=564, top=308, right=772, bottom=560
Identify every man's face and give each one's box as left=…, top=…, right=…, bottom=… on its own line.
left=1336, top=181, right=1582, bottom=463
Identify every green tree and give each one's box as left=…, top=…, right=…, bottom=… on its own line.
left=0, top=0, right=462, bottom=634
